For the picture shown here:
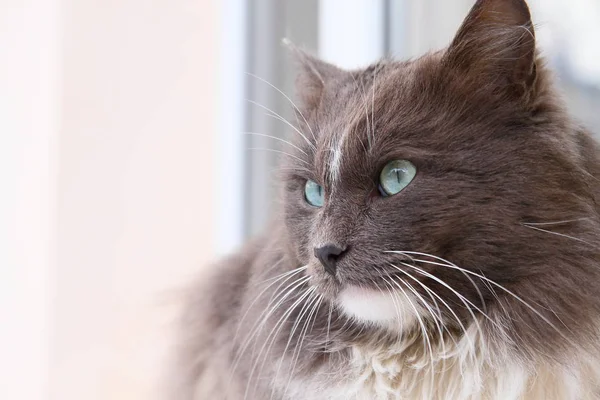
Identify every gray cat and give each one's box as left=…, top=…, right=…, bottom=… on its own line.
left=167, top=0, right=600, bottom=398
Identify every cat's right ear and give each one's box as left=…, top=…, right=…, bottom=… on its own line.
left=443, top=0, right=537, bottom=102
left=284, top=39, right=345, bottom=112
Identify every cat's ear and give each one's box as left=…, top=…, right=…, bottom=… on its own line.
left=444, top=0, right=537, bottom=101
left=284, top=39, right=345, bottom=111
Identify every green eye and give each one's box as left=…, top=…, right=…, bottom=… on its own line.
left=379, top=160, right=416, bottom=196
left=304, top=180, right=324, bottom=207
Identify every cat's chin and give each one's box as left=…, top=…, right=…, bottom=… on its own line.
left=337, top=286, right=419, bottom=332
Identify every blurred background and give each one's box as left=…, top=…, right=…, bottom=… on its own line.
left=1, top=0, right=599, bottom=399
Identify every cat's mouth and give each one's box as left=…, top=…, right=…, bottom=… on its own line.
left=308, top=260, right=422, bottom=330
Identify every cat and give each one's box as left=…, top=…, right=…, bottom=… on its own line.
left=167, top=0, right=600, bottom=398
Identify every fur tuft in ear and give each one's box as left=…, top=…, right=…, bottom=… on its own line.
left=444, top=0, right=537, bottom=102
left=284, top=39, right=346, bottom=112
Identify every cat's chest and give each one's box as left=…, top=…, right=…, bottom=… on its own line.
left=283, top=343, right=594, bottom=400
left=330, top=345, right=452, bottom=400
left=286, top=345, right=448, bottom=400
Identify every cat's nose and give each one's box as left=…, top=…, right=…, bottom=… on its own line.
left=314, top=244, right=347, bottom=276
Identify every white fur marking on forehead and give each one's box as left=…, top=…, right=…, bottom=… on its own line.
left=329, top=129, right=348, bottom=184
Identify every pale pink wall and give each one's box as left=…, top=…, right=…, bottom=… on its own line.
left=52, top=1, right=219, bottom=399
left=0, top=1, right=60, bottom=399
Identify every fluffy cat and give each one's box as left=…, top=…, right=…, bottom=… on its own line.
left=168, top=0, right=600, bottom=398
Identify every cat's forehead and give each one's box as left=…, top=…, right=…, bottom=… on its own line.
left=312, top=60, right=431, bottom=186
left=307, top=53, right=514, bottom=189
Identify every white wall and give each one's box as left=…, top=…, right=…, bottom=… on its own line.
left=2, top=0, right=219, bottom=399
left=52, top=1, right=220, bottom=399
left=0, top=0, right=60, bottom=399
left=318, top=0, right=385, bottom=68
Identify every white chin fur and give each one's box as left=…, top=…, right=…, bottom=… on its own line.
left=338, top=286, right=418, bottom=330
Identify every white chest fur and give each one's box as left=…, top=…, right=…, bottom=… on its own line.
left=285, top=334, right=600, bottom=400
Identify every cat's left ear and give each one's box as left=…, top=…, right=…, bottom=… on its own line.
left=444, top=0, right=537, bottom=102
left=284, top=39, right=346, bottom=112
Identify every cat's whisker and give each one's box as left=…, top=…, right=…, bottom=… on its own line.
left=231, top=271, right=305, bottom=371
left=253, top=265, right=308, bottom=287
left=390, top=270, right=479, bottom=393
left=353, top=316, right=369, bottom=342
left=389, top=268, right=448, bottom=343
left=383, top=275, right=436, bottom=396
left=241, top=270, right=309, bottom=350
left=282, top=294, right=323, bottom=400
left=243, top=286, right=316, bottom=400
left=231, top=275, right=310, bottom=381
left=370, top=65, right=377, bottom=150
left=247, top=99, right=316, bottom=151
left=258, top=274, right=308, bottom=322
left=380, top=278, right=405, bottom=328
left=326, top=300, right=333, bottom=353
left=245, top=288, right=312, bottom=400
left=389, top=264, right=473, bottom=365
left=244, top=132, right=309, bottom=156
left=397, top=261, right=496, bottom=336
left=392, top=260, right=486, bottom=341
left=245, top=72, right=317, bottom=142
left=263, top=275, right=312, bottom=319
left=391, top=272, right=449, bottom=367
left=335, top=311, right=359, bottom=340
left=308, top=295, right=324, bottom=334
left=391, top=273, right=444, bottom=338
left=350, top=73, right=372, bottom=150
left=521, top=223, right=596, bottom=247
left=381, top=276, right=430, bottom=353
left=388, top=250, right=488, bottom=314
left=248, top=147, right=310, bottom=165
left=232, top=264, right=306, bottom=349
left=277, top=166, right=313, bottom=175
left=396, top=252, right=578, bottom=346
left=261, top=275, right=312, bottom=330
left=522, top=217, right=589, bottom=226
left=269, top=290, right=319, bottom=400
left=322, top=300, right=337, bottom=364
left=252, top=258, right=286, bottom=284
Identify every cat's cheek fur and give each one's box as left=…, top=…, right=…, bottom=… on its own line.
left=338, top=286, right=419, bottom=330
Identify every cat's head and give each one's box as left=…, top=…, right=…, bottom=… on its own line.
left=281, top=0, right=600, bottom=354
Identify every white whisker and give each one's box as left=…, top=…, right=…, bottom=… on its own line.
left=243, top=286, right=316, bottom=400
left=522, top=224, right=595, bottom=247
left=232, top=265, right=307, bottom=348
left=231, top=275, right=310, bottom=381
left=392, top=251, right=577, bottom=346
left=392, top=272, right=449, bottom=368
left=253, top=265, right=308, bottom=287
left=522, top=217, right=589, bottom=226
left=248, top=147, right=309, bottom=165
left=246, top=72, right=317, bottom=142
left=370, top=66, right=376, bottom=150
left=389, top=264, right=473, bottom=364
left=282, top=294, right=323, bottom=399
left=398, top=261, right=498, bottom=332
left=350, top=73, right=372, bottom=149
left=244, top=132, right=309, bottom=156
left=269, top=290, right=318, bottom=400
left=389, top=251, right=488, bottom=314
left=384, top=275, right=436, bottom=396
left=247, top=99, right=316, bottom=151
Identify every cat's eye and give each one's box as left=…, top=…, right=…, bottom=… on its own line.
left=304, top=180, right=324, bottom=207
left=378, top=160, right=417, bottom=197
